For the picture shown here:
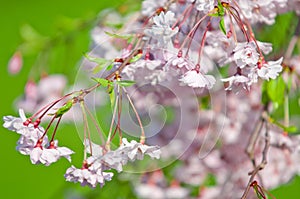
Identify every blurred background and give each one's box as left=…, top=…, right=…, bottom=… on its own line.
left=0, top=0, right=300, bottom=198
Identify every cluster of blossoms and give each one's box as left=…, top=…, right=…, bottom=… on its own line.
left=3, top=108, right=161, bottom=188
left=3, top=109, right=74, bottom=166
left=65, top=138, right=160, bottom=187
left=4, top=0, right=300, bottom=198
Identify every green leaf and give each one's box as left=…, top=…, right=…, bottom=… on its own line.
left=208, top=0, right=225, bottom=17
left=55, top=100, right=73, bottom=118
left=219, top=18, right=226, bottom=35
left=203, top=173, right=217, bottom=187
left=284, top=125, right=298, bottom=133
left=217, top=0, right=225, bottom=16
left=92, top=64, right=105, bottom=74
left=116, top=80, right=136, bottom=87
left=269, top=117, right=298, bottom=133
left=103, top=22, right=123, bottom=29
left=106, top=64, right=113, bottom=71
left=84, top=53, right=112, bottom=73
left=104, top=31, right=133, bottom=43
left=83, top=53, right=108, bottom=64
left=266, top=75, right=285, bottom=107
left=129, top=53, right=142, bottom=63
left=92, top=77, right=110, bottom=87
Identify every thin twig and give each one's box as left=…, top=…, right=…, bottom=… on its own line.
left=241, top=111, right=270, bottom=199
left=122, top=87, right=145, bottom=144
left=83, top=103, right=106, bottom=146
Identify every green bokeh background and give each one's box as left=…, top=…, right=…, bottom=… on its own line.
left=0, top=0, right=299, bottom=198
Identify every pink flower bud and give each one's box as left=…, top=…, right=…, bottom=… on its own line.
left=8, top=51, right=23, bottom=75
left=33, top=118, right=41, bottom=128
left=25, top=80, right=38, bottom=100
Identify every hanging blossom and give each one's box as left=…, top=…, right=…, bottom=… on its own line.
left=257, top=57, right=283, bottom=80
left=221, top=75, right=249, bottom=92
left=180, top=70, right=216, bottom=89
left=118, top=138, right=161, bottom=161
left=64, top=164, right=114, bottom=188
left=3, top=109, right=48, bottom=156
left=238, top=0, right=285, bottom=25
left=122, top=59, right=162, bottom=80
left=193, top=0, right=215, bottom=13
left=233, top=41, right=259, bottom=68
left=29, top=140, right=74, bottom=166
left=89, top=138, right=161, bottom=172
left=3, top=109, right=74, bottom=166
left=144, top=11, right=179, bottom=47
left=3, top=109, right=32, bottom=133
left=64, top=138, right=161, bottom=187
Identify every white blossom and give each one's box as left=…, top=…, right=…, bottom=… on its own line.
left=16, top=129, right=47, bottom=155
left=195, top=0, right=215, bottom=13
left=64, top=165, right=113, bottom=188
left=29, top=140, right=74, bottom=166
left=221, top=75, right=249, bottom=92
left=257, top=57, right=283, bottom=80
left=85, top=138, right=161, bottom=173
left=144, top=11, right=179, bottom=47
left=167, top=56, right=194, bottom=70
left=2, top=109, right=50, bottom=157
left=257, top=41, right=273, bottom=55
left=3, top=109, right=28, bottom=133
left=180, top=70, right=216, bottom=89
left=84, top=139, right=104, bottom=157
left=239, top=1, right=278, bottom=25
left=118, top=138, right=161, bottom=161
left=233, top=42, right=259, bottom=68
left=90, top=150, right=126, bottom=172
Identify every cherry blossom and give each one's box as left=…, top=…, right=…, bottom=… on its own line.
left=3, top=109, right=49, bottom=156
left=118, top=138, right=161, bottom=161
left=239, top=0, right=281, bottom=25
left=221, top=75, right=249, bottom=92
left=257, top=57, right=283, bottom=80
left=3, top=109, right=27, bottom=132
left=4, top=0, right=300, bottom=197
left=30, top=140, right=74, bottom=166
left=87, top=150, right=126, bottom=173
left=180, top=70, right=216, bottom=89
left=16, top=130, right=47, bottom=156
left=122, top=59, right=161, bottom=80
left=194, top=0, right=215, bottom=13
left=233, top=42, right=259, bottom=68
left=64, top=164, right=113, bottom=188
left=144, top=11, right=179, bottom=47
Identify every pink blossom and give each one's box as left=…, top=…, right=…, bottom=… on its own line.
left=64, top=165, right=113, bottom=188
left=257, top=57, right=283, bottom=80
left=221, top=75, right=249, bottom=92
left=30, top=140, right=74, bottom=166
left=118, top=138, right=161, bottom=161
left=233, top=42, right=259, bottom=68
left=180, top=70, right=216, bottom=89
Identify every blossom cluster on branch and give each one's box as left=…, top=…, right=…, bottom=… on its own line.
left=4, top=0, right=300, bottom=198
